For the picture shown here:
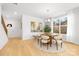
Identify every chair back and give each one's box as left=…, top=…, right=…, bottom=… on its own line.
left=54, top=35, right=62, bottom=40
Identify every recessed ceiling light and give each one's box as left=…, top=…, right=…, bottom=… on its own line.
left=47, top=19, right=51, bottom=22
left=14, top=11, right=17, bottom=15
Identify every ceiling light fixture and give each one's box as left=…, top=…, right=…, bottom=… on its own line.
left=14, top=11, right=17, bottom=15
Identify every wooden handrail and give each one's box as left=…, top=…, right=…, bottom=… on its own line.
left=1, top=15, right=7, bottom=34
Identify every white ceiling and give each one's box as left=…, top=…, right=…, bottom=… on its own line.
left=2, top=3, right=79, bottom=18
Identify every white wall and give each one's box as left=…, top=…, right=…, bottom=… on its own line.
left=67, top=11, right=75, bottom=42
left=0, top=4, right=8, bottom=49
left=22, top=15, right=44, bottom=40
left=3, top=14, right=22, bottom=38
left=0, top=4, right=1, bottom=23
left=73, top=13, right=79, bottom=44
left=67, top=7, right=79, bottom=44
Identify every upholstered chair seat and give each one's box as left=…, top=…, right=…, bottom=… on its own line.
left=41, top=39, right=50, bottom=43
left=41, top=35, right=49, bottom=40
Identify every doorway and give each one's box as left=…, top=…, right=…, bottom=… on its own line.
left=2, top=15, right=22, bottom=39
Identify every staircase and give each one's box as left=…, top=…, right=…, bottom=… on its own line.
left=1, top=16, right=7, bottom=34
left=0, top=15, right=8, bottom=49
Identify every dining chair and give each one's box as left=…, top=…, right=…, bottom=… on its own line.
left=54, top=35, right=63, bottom=50
left=40, top=35, right=52, bottom=49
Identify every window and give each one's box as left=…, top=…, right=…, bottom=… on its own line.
left=53, top=17, right=67, bottom=34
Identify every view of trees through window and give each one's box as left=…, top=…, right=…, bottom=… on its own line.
left=53, top=17, right=67, bottom=34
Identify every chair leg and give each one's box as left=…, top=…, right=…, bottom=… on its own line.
left=56, top=42, right=58, bottom=50
left=40, top=41, right=42, bottom=47
left=38, top=39, right=39, bottom=44
left=50, top=43, right=52, bottom=47
left=47, top=44, right=49, bottom=50
left=61, top=42, right=62, bottom=48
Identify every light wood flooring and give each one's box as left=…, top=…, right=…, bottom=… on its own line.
left=0, top=38, right=79, bottom=56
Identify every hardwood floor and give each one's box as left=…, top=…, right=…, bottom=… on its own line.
left=0, top=38, right=79, bottom=56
